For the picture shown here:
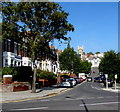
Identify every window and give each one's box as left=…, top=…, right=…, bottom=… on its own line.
left=7, top=39, right=11, bottom=52
left=11, top=60, right=14, bottom=67
left=14, top=61, right=17, bottom=66
left=3, top=39, right=7, bottom=51
left=14, top=42, right=17, bottom=54
left=18, top=62, right=20, bottom=66
left=18, top=44, right=21, bottom=55
left=53, top=66, right=56, bottom=72
left=5, top=59, right=8, bottom=67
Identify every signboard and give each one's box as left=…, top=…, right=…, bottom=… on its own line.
left=105, top=74, right=108, bottom=78
left=115, top=74, right=117, bottom=79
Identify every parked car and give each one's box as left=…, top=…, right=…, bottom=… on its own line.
left=87, top=77, right=92, bottom=82
left=60, top=78, right=73, bottom=87
left=78, top=77, right=84, bottom=83
left=74, top=78, right=79, bottom=84
left=70, top=78, right=77, bottom=86
left=103, top=78, right=114, bottom=87
left=94, top=77, right=102, bottom=82
left=100, top=75, right=106, bottom=83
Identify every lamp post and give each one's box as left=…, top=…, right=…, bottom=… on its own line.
left=115, top=74, right=117, bottom=90
left=56, top=42, right=68, bottom=86
left=105, top=74, right=108, bottom=89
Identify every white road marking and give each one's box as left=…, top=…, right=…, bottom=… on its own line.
left=76, top=97, right=85, bottom=100
left=41, top=99, right=50, bottom=102
left=65, top=98, right=74, bottom=100
left=12, top=107, right=48, bottom=110
left=97, top=97, right=104, bottom=99
left=80, top=102, right=120, bottom=107
left=87, top=97, right=95, bottom=99
left=106, top=96, right=114, bottom=98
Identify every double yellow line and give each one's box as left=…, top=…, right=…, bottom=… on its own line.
left=1, top=93, right=58, bottom=103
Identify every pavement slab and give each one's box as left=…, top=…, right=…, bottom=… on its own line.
left=0, top=87, right=68, bottom=103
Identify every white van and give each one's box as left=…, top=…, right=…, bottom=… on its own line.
left=78, top=73, right=86, bottom=80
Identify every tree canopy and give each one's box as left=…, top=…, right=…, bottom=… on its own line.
left=2, top=2, right=74, bottom=92
left=99, top=50, right=120, bottom=80
left=59, top=46, right=92, bottom=75
left=59, top=46, right=80, bottom=74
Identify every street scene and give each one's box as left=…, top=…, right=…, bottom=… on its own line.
left=1, top=1, right=120, bottom=112
left=1, top=68, right=120, bottom=111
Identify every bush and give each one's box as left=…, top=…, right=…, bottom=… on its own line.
left=36, top=69, right=56, bottom=80
left=2, top=66, right=33, bottom=82
left=2, top=67, right=15, bottom=76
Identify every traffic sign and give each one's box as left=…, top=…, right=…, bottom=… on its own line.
left=115, top=74, right=117, bottom=79
left=105, top=74, right=108, bottom=78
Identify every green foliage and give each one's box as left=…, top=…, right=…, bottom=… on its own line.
left=59, top=46, right=80, bottom=74
left=2, top=67, right=14, bottom=75
left=2, top=66, right=33, bottom=82
left=95, top=52, right=100, bottom=54
left=59, top=46, right=92, bottom=74
left=36, top=69, right=56, bottom=80
left=79, top=60, right=92, bottom=74
left=2, top=2, right=74, bottom=92
left=99, top=50, right=119, bottom=79
left=2, top=2, right=20, bottom=42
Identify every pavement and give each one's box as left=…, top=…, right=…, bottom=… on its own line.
left=100, top=83, right=120, bottom=93
left=0, top=86, right=69, bottom=103
left=92, top=81, right=120, bottom=93
left=0, top=82, right=120, bottom=104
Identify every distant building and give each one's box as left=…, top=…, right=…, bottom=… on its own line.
left=77, top=46, right=104, bottom=68
left=85, top=53, right=104, bottom=68
left=78, top=46, right=84, bottom=59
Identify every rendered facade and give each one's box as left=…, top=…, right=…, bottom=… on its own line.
left=2, top=39, right=60, bottom=74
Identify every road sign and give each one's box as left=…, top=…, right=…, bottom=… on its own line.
left=115, top=74, right=117, bottom=79
left=105, top=74, right=108, bottom=78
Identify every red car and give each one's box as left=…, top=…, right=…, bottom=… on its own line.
left=93, top=71, right=96, bottom=73
left=78, top=77, right=84, bottom=83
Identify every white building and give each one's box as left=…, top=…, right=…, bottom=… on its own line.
left=2, top=39, right=59, bottom=74
left=77, top=46, right=104, bottom=68
left=84, top=53, right=104, bottom=68
left=78, top=46, right=84, bottom=59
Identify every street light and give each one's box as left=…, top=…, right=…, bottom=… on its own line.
left=115, top=74, right=117, bottom=90
left=56, top=41, right=68, bottom=86
left=105, top=74, right=108, bottom=89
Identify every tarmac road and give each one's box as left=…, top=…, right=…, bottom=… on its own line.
left=2, top=68, right=120, bottom=111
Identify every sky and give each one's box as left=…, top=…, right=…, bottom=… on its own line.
left=2, top=1, right=118, bottom=54
left=53, top=2, right=118, bottom=54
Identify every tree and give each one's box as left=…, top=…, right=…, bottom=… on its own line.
left=59, top=45, right=80, bottom=74
left=99, top=50, right=118, bottom=78
left=79, top=60, right=92, bottom=74
left=116, top=52, right=120, bottom=81
left=2, top=2, right=74, bottom=93
left=0, top=23, right=2, bottom=42
left=95, top=52, right=100, bottom=54
left=2, top=2, right=20, bottom=42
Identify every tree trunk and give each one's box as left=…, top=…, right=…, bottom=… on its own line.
left=31, top=63, right=37, bottom=93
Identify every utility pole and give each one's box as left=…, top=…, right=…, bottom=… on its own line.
left=115, top=74, right=117, bottom=90
left=56, top=41, right=68, bottom=86
left=105, top=74, right=108, bottom=89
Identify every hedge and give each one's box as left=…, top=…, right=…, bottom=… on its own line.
left=36, top=69, right=56, bottom=80
left=2, top=66, right=33, bottom=82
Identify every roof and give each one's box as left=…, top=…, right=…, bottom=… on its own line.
left=57, top=50, right=62, bottom=53
left=49, top=46, right=54, bottom=49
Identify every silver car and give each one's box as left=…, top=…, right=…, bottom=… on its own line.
left=60, top=78, right=73, bottom=87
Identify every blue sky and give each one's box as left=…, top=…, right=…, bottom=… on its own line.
left=53, top=2, right=118, bottom=54
left=2, top=1, right=118, bottom=54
